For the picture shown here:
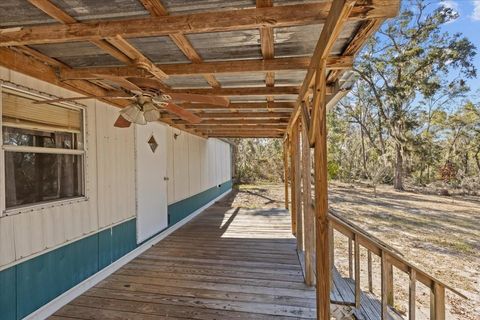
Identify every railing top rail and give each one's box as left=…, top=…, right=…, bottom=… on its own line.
left=327, top=210, right=468, bottom=300
left=329, top=209, right=403, bottom=255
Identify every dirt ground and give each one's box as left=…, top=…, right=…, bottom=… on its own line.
left=231, top=183, right=479, bottom=319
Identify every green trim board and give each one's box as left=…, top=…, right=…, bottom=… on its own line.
left=168, top=180, right=233, bottom=226
left=0, top=180, right=232, bottom=320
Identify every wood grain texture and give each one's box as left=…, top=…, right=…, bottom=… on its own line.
left=51, top=196, right=317, bottom=319
left=0, top=2, right=400, bottom=46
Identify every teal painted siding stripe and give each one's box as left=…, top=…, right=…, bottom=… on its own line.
left=0, top=180, right=232, bottom=320
left=0, top=266, right=15, bottom=320
left=168, top=180, right=232, bottom=226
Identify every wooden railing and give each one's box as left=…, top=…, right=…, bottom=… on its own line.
left=328, top=210, right=467, bottom=320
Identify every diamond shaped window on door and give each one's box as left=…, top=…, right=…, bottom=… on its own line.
left=148, top=135, right=158, bottom=153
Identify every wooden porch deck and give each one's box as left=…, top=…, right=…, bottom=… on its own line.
left=50, top=193, right=317, bottom=319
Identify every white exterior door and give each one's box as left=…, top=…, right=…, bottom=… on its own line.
left=135, top=122, right=168, bottom=243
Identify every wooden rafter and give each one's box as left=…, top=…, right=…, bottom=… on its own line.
left=26, top=0, right=168, bottom=82
left=175, top=119, right=289, bottom=125
left=286, top=0, right=357, bottom=141
left=187, top=124, right=288, bottom=130
left=170, top=86, right=334, bottom=96
left=58, top=56, right=352, bottom=79
left=170, top=86, right=307, bottom=96
left=0, top=2, right=400, bottom=46
left=177, top=102, right=295, bottom=110
left=164, top=111, right=291, bottom=119
left=256, top=0, right=275, bottom=108
left=139, top=0, right=221, bottom=89
left=0, top=47, right=207, bottom=138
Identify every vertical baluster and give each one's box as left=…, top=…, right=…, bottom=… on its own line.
left=354, top=233, right=361, bottom=308
left=409, top=268, right=416, bottom=320
left=328, top=222, right=335, bottom=288
left=381, top=251, right=388, bottom=320
left=367, top=250, right=373, bottom=293
left=348, top=237, right=353, bottom=279
left=430, top=282, right=445, bottom=320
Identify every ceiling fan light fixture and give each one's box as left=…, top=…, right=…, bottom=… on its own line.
left=121, top=104, right=147, bottom=125
left=143, top=101, right=161, bottom=122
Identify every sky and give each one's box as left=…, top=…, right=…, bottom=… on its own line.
left=437, top=0, right=480, bottom=92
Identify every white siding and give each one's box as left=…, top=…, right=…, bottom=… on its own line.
left=167, top=128, right=232, bottom=204
left=95, top=101, right=136, bottom=228
left=0, top=68, right=135, bottom=269
left=0, top=66, right=231, bottom=270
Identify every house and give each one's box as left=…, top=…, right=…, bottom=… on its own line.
left=2, top=1, right=460, bottom=320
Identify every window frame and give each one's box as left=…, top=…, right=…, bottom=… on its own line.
left=0, top=83, right=88, bottom=215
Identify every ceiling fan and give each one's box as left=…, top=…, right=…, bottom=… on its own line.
left=34, top=75, right=230, bottom=128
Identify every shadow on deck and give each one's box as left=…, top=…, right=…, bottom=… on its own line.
left=51, top=191, right=317, bottom=319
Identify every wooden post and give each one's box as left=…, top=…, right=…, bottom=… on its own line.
left=283, top=138, right=289, bottom=210
left=367, top=250, right=373, bottom=293
left=348, top=238, right=353, bottom=278
left=290, top=120, right=300, bottom=236
left=302, top=118, right=315, bottom=286
left=430, top=283, right=445, bottom=320
left=313, top=58, right=330, bottom=320
left=381, top=251, right=388, bottom=320
left=354, top=233, right=361, bottom=308
left=296, top=123, right=304, bottom=251
left=409, top=268, right=416, bottom=320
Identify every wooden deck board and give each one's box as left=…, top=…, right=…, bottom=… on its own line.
left=51, top=198, right=316, bottom=320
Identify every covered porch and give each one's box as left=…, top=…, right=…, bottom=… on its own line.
left=51, top=190, right=317, bottom=319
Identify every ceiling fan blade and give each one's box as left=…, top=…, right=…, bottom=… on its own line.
left=93, top=74, right=144, bottom=94
left=167, top=93, right=230, bottom=107
left=113, top=115, right=132, bottom=128
left=163, top=102, right=202, bottom=124
left=33, top=95, right=135, bottom=104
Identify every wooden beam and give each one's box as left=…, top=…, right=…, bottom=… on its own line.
left=295, top=122, right=303, bottom=251
left=301, top=120, right=315, bottom=286
left=290, top=120, right=300, bottom=236
left=187, top=124, right=287, bottom=130
left=26, top=0, right=168, bottom=81
left=138, top=0, right=168, bottom=16
left=327, top=18, right=385, bottom=83
left=311, top=3, right=359, bottom=318
left=171, top=86, right=305, bottom=96
left=59, top=56, right=352, bottom=79
left=175, top=119, right=289, bottom=125
left=283, top=137, right=290, bottom=211
left=0, top=2, right=400, bottom=46
left=178, top=102, right=295, bottom=110
left=286, top=0, right=357, bottom=140
left=104, top=35, right=168, bottom=80
left=308, top=58, right=327, bottom=145
left=313, top=81, right=330, bottom=319
left=257, top=0, right=275, bottom=105
left=27, top=0, right=133, bottom=65
left=166, top=111, right=291, bottom=119
left=139, top=0, right=221, bottom=88
left=0, top=47, right=206, bottom=138
left=208, top=133, right=282, bottom=138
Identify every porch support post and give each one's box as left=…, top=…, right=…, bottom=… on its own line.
left=301, top=112, right=315, bottom=286
left=289, top=124, right=299, bottom=235
left=313, top=58, right=330, bottom=319
left=296, top=121, right=304, bottom=251
left=283, top=137, right=290, bottom=210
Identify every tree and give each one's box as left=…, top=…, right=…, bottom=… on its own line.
left=352, top=1, right=476, bottom=190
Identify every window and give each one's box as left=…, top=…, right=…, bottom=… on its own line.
left=2, top=89, right=85, bottom=209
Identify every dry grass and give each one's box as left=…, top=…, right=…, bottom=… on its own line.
left=233, top=182, right=480, bottom=319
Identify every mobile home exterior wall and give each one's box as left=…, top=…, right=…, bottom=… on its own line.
left=0, top=66, right=232, bottom=319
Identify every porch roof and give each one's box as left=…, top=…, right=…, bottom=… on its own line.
left=0, top=0, right=400, bottom=138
